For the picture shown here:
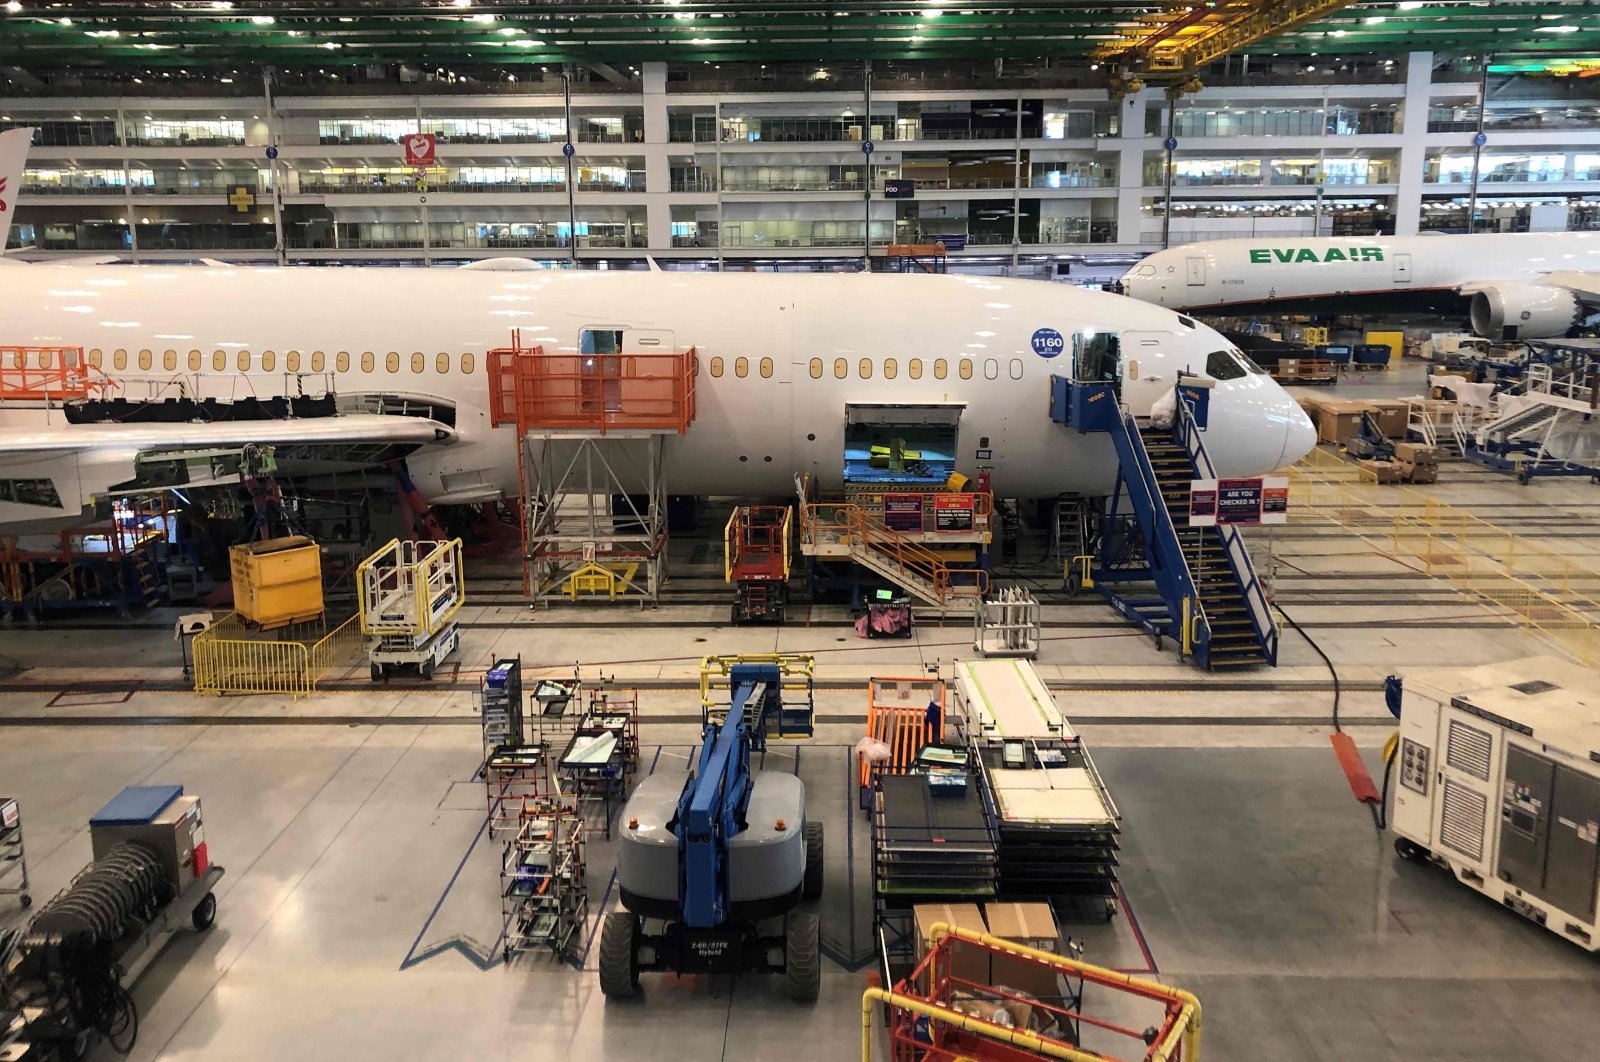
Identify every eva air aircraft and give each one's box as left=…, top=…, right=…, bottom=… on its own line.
left=1120, top=233, right=1600, bottom=340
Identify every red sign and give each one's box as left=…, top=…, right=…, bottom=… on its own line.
left=402, top=132, right=437, bottom=166
left=0, top=175, right=9, bottom=213
left=933, top=493, right=976, bottom=533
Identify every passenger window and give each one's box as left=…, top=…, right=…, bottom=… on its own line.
left=1205, top=349, right=1248, bottom=382
left=759, top=357, right=773, bottom=379
left=710, top=356, right=724, bottom=377
left=163, top=350, right=177, bottom=371
left=983, top=358, right=998, bottom=381
left=834, top=358, right=847, bottom=379
left=337, top=352, right=351, bottom=373
left=734, top=356, right=748, bottom=378
left=114, top=349, right=127, bottom=370
left=412, top=353, right=425, bottom=374
left=859, top=358, right=873, bottom=379
left=933, top=358, right=947, bottom=380
left=312, top=351, right=326, bottom=373
left=286, top=351, right=300, bottom=372
left=212, top=350, right=226, bottom=371
left=360, top=352, right=374, bottom=373
left=1009, top=358, right=1023, bottom=380
left=809, top=358, right=822, bottom=379
left=884, top=358, right=898, bottom=380
left=238, top=351, right=251, bottom=371
left=958, top=359, right=973, bottom=380
left=87, top=349, right=102, bottom=369
left=261, top=350, right=276, bottom=372
left=386, top=352, right=399, bottom=374
left=436, top=353, right=449, bottom=374
left=38, top=350, right=53, bottom=369
left=138, top=349, right=152, bottom=371
left=461, top=353, right=475, bottom=374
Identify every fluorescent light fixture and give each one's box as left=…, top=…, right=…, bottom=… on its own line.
left=250, top=14, right=273, bottom=24
left=470, top=12, right=494, bottom=21
left=1364, top=15, right=1385, bottom=24
left=4, top=2, right=20, bottom=12
left=1537, top=24, right=1578, bottom=32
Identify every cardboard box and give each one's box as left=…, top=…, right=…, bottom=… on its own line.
left=914, top=903, right=989, bottom=988
left=1359, top=459, right=1402, bottom=484
left=1395, top=442, right=1440, bottom=466
left=1314, top=400, right=1377, bottom=445
left=1408, top=463, right=1438, bottom=485
left=1368, top=400, right=1410, bottom=439
left=983, top=902, right=1064, bottom=1001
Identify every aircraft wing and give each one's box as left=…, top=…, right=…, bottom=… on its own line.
left=0, top=413, right=455, bottom=530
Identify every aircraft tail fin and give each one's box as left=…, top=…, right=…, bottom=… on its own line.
left=0, top=127, right=36, bottom=254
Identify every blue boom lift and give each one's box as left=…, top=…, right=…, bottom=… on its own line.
left=600, top=659, right=823, bottom=1001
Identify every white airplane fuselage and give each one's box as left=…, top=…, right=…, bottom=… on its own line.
left=1122, top=231, right=1600, bottom=326
left=0, top=266, right=1314, bottom=515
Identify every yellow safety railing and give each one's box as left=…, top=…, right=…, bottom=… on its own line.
left=1287, top=447, right=1600, bottom=664
left=700, top=652, right=814, bottom=727
left=357, top=537, right=465, bottom=637
left=194, top=611, right=363, bottom=697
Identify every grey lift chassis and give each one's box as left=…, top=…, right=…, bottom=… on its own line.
left=599, top=663, right=824, bottom=1002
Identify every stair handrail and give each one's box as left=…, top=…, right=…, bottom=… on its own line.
left=1118, top=411, right=1209, bottom=656
left=1175, top=394, right=1278, bottom=665
left=843, top=505, right=988, bottom=605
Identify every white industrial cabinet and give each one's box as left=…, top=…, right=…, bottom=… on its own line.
left=1393, top=656, right=1600, bottom=951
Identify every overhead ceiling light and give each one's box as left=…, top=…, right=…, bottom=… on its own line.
left=287, top=29, right=302, bottom=36
left=1364, top=15, right=1385, bottom=23
left=511, top=38, right=544, bottom=46
left=322, top=41, right=341, bottom=48
left=1330, top=29, right=1345, bottom=36
left=1537, top=24, right=1578, bottom=32
left=209, top=0, right=232, bottom=8
left=4, top=2, right=20, bottom=12
left=250, top=14, right=273, bottom=24
left=56, top=15, right=69, bottom=24
left=85, top=28, right=119, bottom=37
left=921, top=7, right=943, bottom=16
left=1396, top=1, right=1422, bottom=8
left=498, top=26, right=520, bottom=35
left=470, top=12, right=494, bottom=21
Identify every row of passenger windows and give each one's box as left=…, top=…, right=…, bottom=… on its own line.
left=706, top=356, right=1024, bottom=382
left=81, top=348, right=478, bottom=375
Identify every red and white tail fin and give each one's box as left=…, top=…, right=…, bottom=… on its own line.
left=0, top=127, right=35, bottom=251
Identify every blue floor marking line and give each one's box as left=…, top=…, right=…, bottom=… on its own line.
left=400, top=813, right=493, bottom=971
left=578, top=743, right=665, bottom=969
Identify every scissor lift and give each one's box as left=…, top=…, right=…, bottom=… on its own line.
left=357, top=537, right=465, bottom=680
left=725, top=505, right=792, bottom=625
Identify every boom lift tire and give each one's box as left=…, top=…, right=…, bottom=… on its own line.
left=784, top=911, right=821, bottom=1003
left=598, top=911, right=641, bottom=1000
left=803, top=821, right=824, bottom=902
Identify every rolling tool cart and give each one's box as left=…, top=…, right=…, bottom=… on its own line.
left=477, top=657, right=525, bottom=766
left=0, top=799, right=29, bottom=910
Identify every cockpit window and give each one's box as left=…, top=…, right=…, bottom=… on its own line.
left=1205, top=349, right=1257, bottom=381
left=1130, top=264, right=1157, bottom=278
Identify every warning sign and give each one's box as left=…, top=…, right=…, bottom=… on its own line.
left=883, top=494, right=923, bottom=532
left=933, top=493, right=975, bottom=532
left=1188, top=475, right=1288, bottom=527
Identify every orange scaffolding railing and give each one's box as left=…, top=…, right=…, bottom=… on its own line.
left=487, top=332, right=698, bottom=435
left=846, top=505, right=989, bottom=605
left=857, top=675, right=948, bottom=803
left=725, top=505, right=792, bottom=584
left=868, top=923, right=1202, bottom=1062
left=0, top=346, right=115, bottom=402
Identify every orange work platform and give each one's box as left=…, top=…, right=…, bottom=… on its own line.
left=0, top=346, right=113, bottom=402
left=867, top=924, right=1202, bottom=1062
left=487, top=335, right=698, bottom=435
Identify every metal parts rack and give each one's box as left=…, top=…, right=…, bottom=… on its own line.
left=973, top=585, right=1041, bottom=658
left=0, top=799, right=29, bottom=910
left=478, top=657, right=525, bottom=766
left=357, top=537, right=464, bottom=680
left=555, top=687, right=640, bottom=839
left=501, top=796, right=588, bottom=962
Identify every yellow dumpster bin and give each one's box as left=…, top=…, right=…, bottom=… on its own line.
left=230, top=536, right=323, bottom=630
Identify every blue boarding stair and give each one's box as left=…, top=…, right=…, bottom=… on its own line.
left=1050, top=375, right=1278, bottom=670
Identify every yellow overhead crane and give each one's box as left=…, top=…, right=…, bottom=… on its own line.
left=1096, top=0, right=1358, bottom=88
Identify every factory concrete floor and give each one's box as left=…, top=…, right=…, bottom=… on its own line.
left=4, top=355, right=1600, bottom=1061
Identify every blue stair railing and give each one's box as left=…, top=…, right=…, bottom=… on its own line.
left=1173, top=392, right=1279, bottom=666
left=1097, top=408, right=1211, bottom=663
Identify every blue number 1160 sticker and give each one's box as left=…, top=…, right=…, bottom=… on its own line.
left=1031, top=327, right=1065, bottom=358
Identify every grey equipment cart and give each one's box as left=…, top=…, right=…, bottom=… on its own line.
left=0, top=798, right=28, bottom=909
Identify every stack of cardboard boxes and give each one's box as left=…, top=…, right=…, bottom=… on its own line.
left=1298, top=396, right=1410, bottom=447
left=913, top=900, right=1067, bottom=1025
left=1395, top=442, right=1440, bottom=484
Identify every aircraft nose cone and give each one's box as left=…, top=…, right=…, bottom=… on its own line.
left=1278, top=399, right=1317, bottom=468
